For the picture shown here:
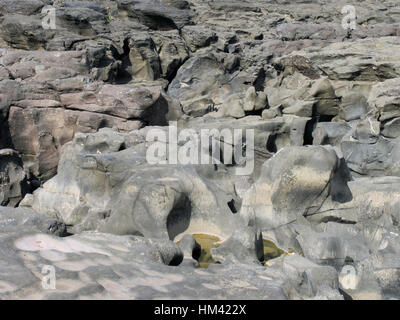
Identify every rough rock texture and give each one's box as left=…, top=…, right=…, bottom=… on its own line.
left=1, top=0, right=400, bottom=300
left=0, top=149, right=28, bottom=206
left=1, top=205, right=332, bottom=300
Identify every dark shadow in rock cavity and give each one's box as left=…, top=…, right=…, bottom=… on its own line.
left=167, top=194, right=192, bottom=240
left=330, top=158, right=353, bottom=203
left=0, top=112, right=13, bottom=149
left=227, top=199, right=237, bottom=214
left=113, top=38, right=133, bottom=85
left=255, top=231, right=264, bottom=262
left=142, top=94, right=169, bottom=126
left=266, top=133, right=278, bottom=153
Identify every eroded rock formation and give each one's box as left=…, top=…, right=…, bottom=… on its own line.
left=1, top=0, right=400, bottom=300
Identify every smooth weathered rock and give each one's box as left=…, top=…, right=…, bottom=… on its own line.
left=341, top=136, right=393, bottom=177
left=21, top=128, right=246, bottom=244
left=339, top=92, right=368, bottom=121
left=178, top=234, right=200, bottom=266
left=0, top=206, right=318, bottom=300
left=241, top=145, right=353, bottom=251
left=312, top=122, right=352, bottom=147
left=267, top=254, right=341, bottom=300
left=1, top=0, right=400, bottom=300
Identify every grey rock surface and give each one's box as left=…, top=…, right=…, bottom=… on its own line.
left=1, top=0, right=400, bottom=300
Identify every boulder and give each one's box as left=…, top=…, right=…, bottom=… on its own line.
left=21, top=128, right=246, bottom=244
left=167, top=54, right=229, bottom=117
left=241, top=145, right=352, bottom=250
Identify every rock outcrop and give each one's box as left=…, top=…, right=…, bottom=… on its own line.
left=1, top=0, right=400, bottom=300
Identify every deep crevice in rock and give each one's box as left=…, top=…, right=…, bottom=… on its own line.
left=244, top=108, right=263, bottom=117
left=113, top=38, right=133, bottom=84
left=266, top=134, right=278, bottom=153
left=227, top=199, right=237, bottom=214
left=330, top=158, right=353, bottom=203
left=303, top=117, right=316, bottom=145
left=0, top=112, right=13, bottom=150
left=253, top=68, right=266, bottom=92
left=319, top=216, right=356, bottom=225
left=167, top=194, right=192, bottom=241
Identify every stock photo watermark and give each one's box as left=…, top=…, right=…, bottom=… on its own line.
left=41, top=265, right=56, bottom=290
left=41, top=6, right=56, bottom=30
left=341, top=5, right=357, bottom=31
left=339, top=265, right=358, bottom=290
left=39, top=4, right=357, bottom=31
left=145, top=122, right=255, bottom=176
